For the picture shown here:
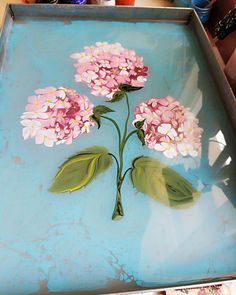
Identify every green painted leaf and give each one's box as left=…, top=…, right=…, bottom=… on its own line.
left=109, top=90, right=125, bottom=102
left=131, top=156, right=200, bottom=208
left=134, top=119, right=145, bottom=130
left=49, top=146, right=112, bottom=193
left=91, top=105, right=114, bottom=128
left=119, top=84, right=143, bottom=92
left=93, top=105, right=114, bottom=115
left=90, top=114, right=101, bottom=129
left=137, top=129, right=145, bottom=146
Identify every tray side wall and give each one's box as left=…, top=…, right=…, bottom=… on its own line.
left=0, top=6, right=13, bottom=74
left=189, top=11, right=236, bottom=132
left=10, top=4, right=191, bottom=22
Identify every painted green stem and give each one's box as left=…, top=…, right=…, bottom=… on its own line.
left=112, top=93, right=133, bottom=220
left=121, top=167, right=132, bottom=183
left=102, top=94, right=135, bottom=220
left=123, top=93, right=131, bottom=144
left=112, top=189, right=124, bottom=220
left=118, top=93, right=131, bottom=181
left=108, top=152, right=120, bottom=186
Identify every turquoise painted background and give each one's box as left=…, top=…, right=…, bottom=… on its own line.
left=0, top=18, right=236, bottom=294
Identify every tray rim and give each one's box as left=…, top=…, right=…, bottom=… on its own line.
left=0, top=4, right=236, bottom=294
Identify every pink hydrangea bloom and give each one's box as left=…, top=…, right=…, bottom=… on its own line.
left=133, top=96, right=203, bottom=159
left=71, top=42, right=149, bottom=99
left=20, top=87, right=95, bottom=147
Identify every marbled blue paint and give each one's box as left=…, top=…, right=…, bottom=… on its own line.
left=0, top=18, right=236, bottom=294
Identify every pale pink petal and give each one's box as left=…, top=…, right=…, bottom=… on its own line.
left=22, top=127, right=30, bottom=140
left=65, top=136, right=73, bottom=145
left=168, top=128, right=177, bottom=140
left=70, top=52, right=84, bottom=59
left=21, top=119, right=33, bottom=127
left=163, top=147, right=178, bottom=159
left=158, top=123, right=172, bottom=135
left=28, top=96, right=38, bottom=104
left=131, top=80, right=145, bottom=87
left=44, top=139, right=54, bottom=147
left=35, top=87, right=56, bottom=95
left=154, top=143, right=167, bottom=152
left=75, top=74, right=82, bottom=82
left=35, top=130, right=45, bottom=145
left=25, top=104, right=39, bottom=112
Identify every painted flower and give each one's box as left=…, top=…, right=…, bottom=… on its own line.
left=71, top=42, right=149, bottom=99
left=133, top=97, right=203, bottom=159
left=20, top=87, right=95, bottom=147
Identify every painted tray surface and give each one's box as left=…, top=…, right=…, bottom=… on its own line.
left=0, top=5, right=236, bottom=295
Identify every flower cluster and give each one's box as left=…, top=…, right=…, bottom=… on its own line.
left=20, top=87, right=95, bottom=147
left=133, top=96, right=203, bottom=158
left=71, top=42, right=149, bottom=99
